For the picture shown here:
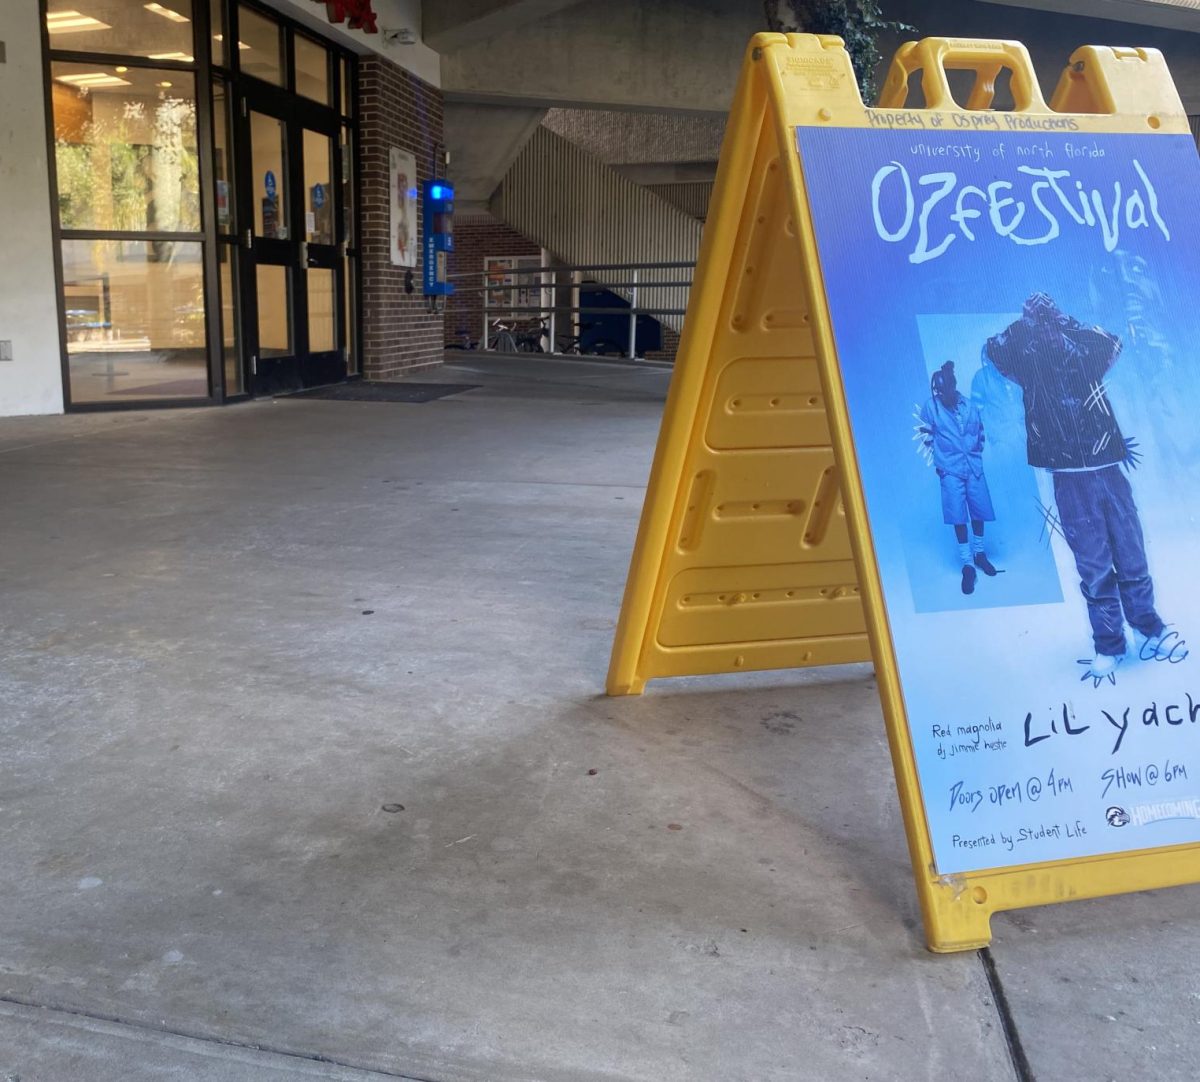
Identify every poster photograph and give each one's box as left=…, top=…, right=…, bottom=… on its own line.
left=485, top=255, right=544, bottom=318
left=389, top=147, right=417, bottom=268
left=797, top=123, right=1200, bottom=875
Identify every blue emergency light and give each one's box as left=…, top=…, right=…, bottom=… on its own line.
left=422, top=178, right=455, bottom=297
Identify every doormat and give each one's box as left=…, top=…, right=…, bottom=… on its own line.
left=288, top=382, right=479, bottom=403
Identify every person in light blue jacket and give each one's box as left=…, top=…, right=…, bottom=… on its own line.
left=919, top=361, right=998, bottom=595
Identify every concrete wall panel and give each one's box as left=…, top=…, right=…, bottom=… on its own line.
left=495, top=126, right=702, bottom=331
left=0, top=4, right=64, bottom=416
left=645, top=182, right=713, bottom=222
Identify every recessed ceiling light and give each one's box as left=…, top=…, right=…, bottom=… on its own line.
left=115, top=65, right=128, bottom=72
left=157, top=80, right=174, bottom=88
left=213, top=35, right=252, bottom=50
left=149, top=51, right=194, bottom=62
left=143, top=3, right=190, bottom=23
left=56, top=72, right=131, bottom=88
left=46, top=10, right=112, bottom=33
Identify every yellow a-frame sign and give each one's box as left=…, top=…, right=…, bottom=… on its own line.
left=610, top=34, right=1200, bottom=951
left=606, top=35, right=873, bottom=698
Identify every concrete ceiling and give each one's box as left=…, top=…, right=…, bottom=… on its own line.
left=422, top=0, right=585, bottom=53
left=431, top=0, right=1200, bottom=115
left=979, top=0, right=1200, bottom=31
left=541, top=109, right=725, bottom=165
left=437, top=0, right=761, bottom=113
left=443, top=102, right=547, bottom=211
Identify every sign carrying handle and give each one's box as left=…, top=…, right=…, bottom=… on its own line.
left=877, top=37, right=1048, bottom=112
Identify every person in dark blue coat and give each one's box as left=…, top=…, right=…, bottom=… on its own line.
left=919, top=361, right=997, bottom=595
left=984, top=292, right=1184, bottom=685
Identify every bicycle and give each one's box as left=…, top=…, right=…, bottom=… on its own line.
left=515, top=317, right=549, bottom=353
left=554, top=333, right=583, bottom=355
left=487, top=319, right=519, bottom=352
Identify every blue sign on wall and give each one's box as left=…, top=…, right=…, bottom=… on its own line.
left=798, top=125, right=1200, bottom=874
left=422, top=178, right=455, bottom=297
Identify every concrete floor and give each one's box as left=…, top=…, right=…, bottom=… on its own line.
left=1, top=356, right=1198, bottom=1081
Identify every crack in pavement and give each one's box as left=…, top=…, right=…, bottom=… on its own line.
left=0, top=994, right=443, bottom=1082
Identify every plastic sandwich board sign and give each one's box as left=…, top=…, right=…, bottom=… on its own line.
left=608, top=33, right=1200, bottom=950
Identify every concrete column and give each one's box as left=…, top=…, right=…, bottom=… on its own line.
left=0, top=4, right=65, bottom=415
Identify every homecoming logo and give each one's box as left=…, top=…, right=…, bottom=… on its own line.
left=1106, top=800, right=1200, bottom=828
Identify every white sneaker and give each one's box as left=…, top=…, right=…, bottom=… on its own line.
left=1078, top=651, right=1123, bottom=687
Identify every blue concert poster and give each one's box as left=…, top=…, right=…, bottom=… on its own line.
left=797, top=122, right=1200, bottom=874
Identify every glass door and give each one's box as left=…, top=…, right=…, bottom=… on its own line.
left=239, top=85, right=344, bottom=393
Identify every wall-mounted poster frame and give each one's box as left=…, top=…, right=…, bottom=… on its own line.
left=389, top=147, right=418, bottom=268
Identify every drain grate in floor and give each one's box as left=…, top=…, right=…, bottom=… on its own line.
left=289, top=382, right=479, bottom=403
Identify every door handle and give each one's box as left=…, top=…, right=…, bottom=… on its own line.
left=299, top=241, right=309, bottom=267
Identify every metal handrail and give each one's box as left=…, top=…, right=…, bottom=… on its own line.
left=483, top=306, right=688, bottom=316
left=448, top=259, right=695, bottom=280
left=456, top=280, right=693, bottom=294
left=473, top=259, right=695, bottom=360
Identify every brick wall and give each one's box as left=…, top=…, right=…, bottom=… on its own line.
left=645, top=324, right=680, bottom=362
left=358, top=57, right=445, bottom=378
left=445, top=213, right=542, bottom=348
